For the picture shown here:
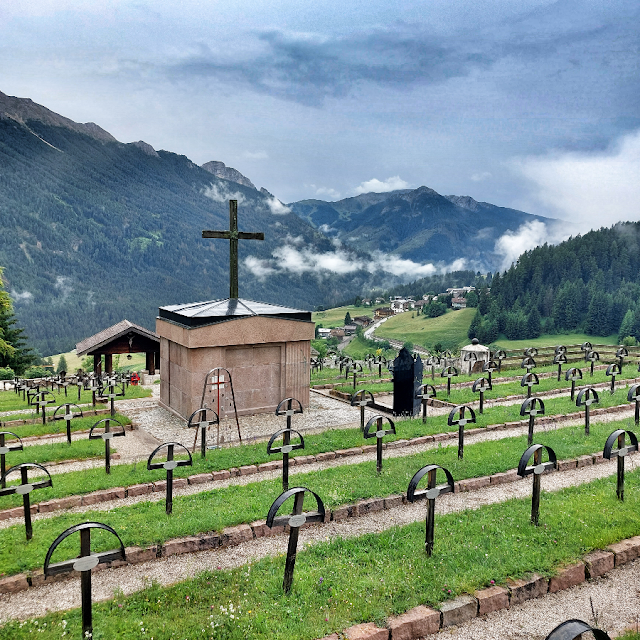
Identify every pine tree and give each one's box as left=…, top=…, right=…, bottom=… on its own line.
left=468, top=309, right=482, bottom=340
left=0, top=268, right=37, bottom=375
left=56, top=354, right=68, bottom=374
left=344, top=311, right=352, bottom=325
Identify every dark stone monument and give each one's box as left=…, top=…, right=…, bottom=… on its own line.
left=392, top=348, right=423, bottom=416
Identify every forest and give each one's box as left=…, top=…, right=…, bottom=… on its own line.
left=469, top=223, right=640, bottom=344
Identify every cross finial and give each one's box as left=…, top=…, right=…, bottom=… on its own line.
left=202, top=200, right=265, bottom=299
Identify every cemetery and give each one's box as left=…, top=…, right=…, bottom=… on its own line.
left=1, top=207, right=640, bottom=639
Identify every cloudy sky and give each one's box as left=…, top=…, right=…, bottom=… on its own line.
left=1, top=0, right=639, bottom=237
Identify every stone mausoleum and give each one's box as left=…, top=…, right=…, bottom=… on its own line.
left=156, top=298, right=314, bottom=420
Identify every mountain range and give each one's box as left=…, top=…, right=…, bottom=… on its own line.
left=0, top=90, right=548, bottom=355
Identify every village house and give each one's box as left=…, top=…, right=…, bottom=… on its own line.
left=317, top=327, right=332, bottom=339
left=374, top=307, right=395, bottom=319
left=330, top=327, right=346, bottom=338
left=352, top=315, right=373, bottom=327
left=451, top=296, right=467, bottom=309
left=343, top=323, right=358, bottom=335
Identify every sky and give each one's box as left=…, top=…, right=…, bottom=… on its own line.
left=1, top=0, right=639, bottom=258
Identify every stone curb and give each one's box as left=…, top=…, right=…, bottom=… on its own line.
left=0, top=449, right=633, bottom=595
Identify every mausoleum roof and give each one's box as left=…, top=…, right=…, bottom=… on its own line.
left=158, top=298, right=312, bottom=328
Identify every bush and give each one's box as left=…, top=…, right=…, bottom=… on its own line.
left=23, top=366, right=49, bottom=379
left=0, top=366, right=15, bottom=380
left=402, top=341, right=414, bottom=352
left=622, top=335, right=637, bottom=347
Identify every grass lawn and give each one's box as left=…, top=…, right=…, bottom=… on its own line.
left=494, top=332, right=620, bottom=351
left=375, top=308, right=476, bottom=351
left=312, top=305, right=374, bottom=329
left=3, top=468, right=640, bottom=640
left=49, top=349, right=148, bottom=373
left=2, top=413, right=132, bottom=440
left=0, top=385, right=150, bottom=413
left=342, top=336, right=396, bottom=361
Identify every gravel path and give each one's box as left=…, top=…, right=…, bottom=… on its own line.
left=0, top=460, right=631, bottom=626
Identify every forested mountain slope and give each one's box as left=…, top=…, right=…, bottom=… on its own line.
left=470, top=223, right=640, bottom=343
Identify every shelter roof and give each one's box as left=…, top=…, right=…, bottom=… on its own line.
left=76, top=319, right=159, bottom=356
left=158, top=298, right=312, bottom=328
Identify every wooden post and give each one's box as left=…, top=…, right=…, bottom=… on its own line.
left=146, top=351, right=155, bottom=375
left=104, top=354, right=113, bottom=375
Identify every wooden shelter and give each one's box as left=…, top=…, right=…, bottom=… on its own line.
left=76, top=320, right=160, bottom=375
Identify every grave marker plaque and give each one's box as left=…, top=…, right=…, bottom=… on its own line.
left=266, top=487, right=325, bottom=592
left=0, top=431, right=23, bottom=488
left=517, top=444, right=557, bottom=525
left=471, top=376, right=492, bottom=414
left=267, top=427, right=305, bottom=491
left=564, top=367, right=583, bottom=401
left=603, top=429, right=639, bottom=501
left=440, top=365, right=459, bottom=397
left=520, top=397, right=545, bottom=446
left=147, top=442, right=193, bottom=514
left=364, top=415, right=396, bottom=473
left=407, top=464, right=455, bottom=556
left=553, top=352, right=568, bottom=381
left=586, top=349, right=600, bottom=376
left=576, top=387, right=599, bottom=435
left=628, top=384, right=640, bottom=425
left=52, top=403, right=84, bottom=445
left=415, top=384, right=436, bottom=423
left=350, top=389, right=375, bottom=431
left=606, top=362, right=620, bottom=394
left=0, top=462, right=52, bottom=539
left=447, top=405, right=476, bottom=459
left=520, top=371, right=540, bottom=398
left=88, top=418, right=126, bottom=474
left=187, top=407, right=220, bottom=456
left=44, top=522, right=126, bottom=638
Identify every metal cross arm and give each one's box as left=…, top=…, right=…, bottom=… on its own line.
left=603, top=429, right=639, bottom=501
left=0, top=431, right=24, bottom=489
left=520, top=397, right=545, bottom=445
left=266, top=487, right=325, bottom=593
left=89, top=418, right=126, bottom=474
left=202, top=199, right=265, bottom=299
left=187, top=407, right=219, bottom=457
left=267, top=428, right=305, bottom=491
left=44, top=522, right=126, bottom=638
left=517, top=444, right=557, bottom=526
left=364, top=415, right=396, bottom=473
left=0, top=462, right=53, bottom=540
left=351, top=389, right=375, bottom=431
left=545, top=619, right=612, bottom=640
left=147, top=442, right=193, bottom=514
left=407, top=464, right=455, bottom=556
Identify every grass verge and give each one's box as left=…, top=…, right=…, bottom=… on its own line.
left=0, top=413, right=132, bottom=439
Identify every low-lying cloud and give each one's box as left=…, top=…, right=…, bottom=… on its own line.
left=353, top=176, right=409, bottom=195
left=10, top=289, right=33, bottom=303
left=512, top=129, right=640, bottom=231
left=494, top=220, right=570, bottom=271
left=244, top=243, right=466, bottom=280
left=265, top=196, right=291, bottom=215
left=203, top=183, right=246, bottom=205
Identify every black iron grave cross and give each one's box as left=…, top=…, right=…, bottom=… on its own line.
left=364, top=414, right=396, bottom=473
left=147, top=442, right=193, bottom=514
left=202, top=199, right=265, bottom=299
left=517, top=444, right=557, bottom=526
left=0, top=462, right=52, bottom=539
left=266, top=487, right=325, bottom=593
left=407, top=464, right=455, bottom=556
left=603, top=429, right=639, bottom=501
left=0, top=431, right=23, bottom=488
left=44, top=522, right=126, bottom=639
left=89, top=418, right=126, bottom=474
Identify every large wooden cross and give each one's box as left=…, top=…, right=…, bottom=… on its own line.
left=202, top=200, right=265, bottom=299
